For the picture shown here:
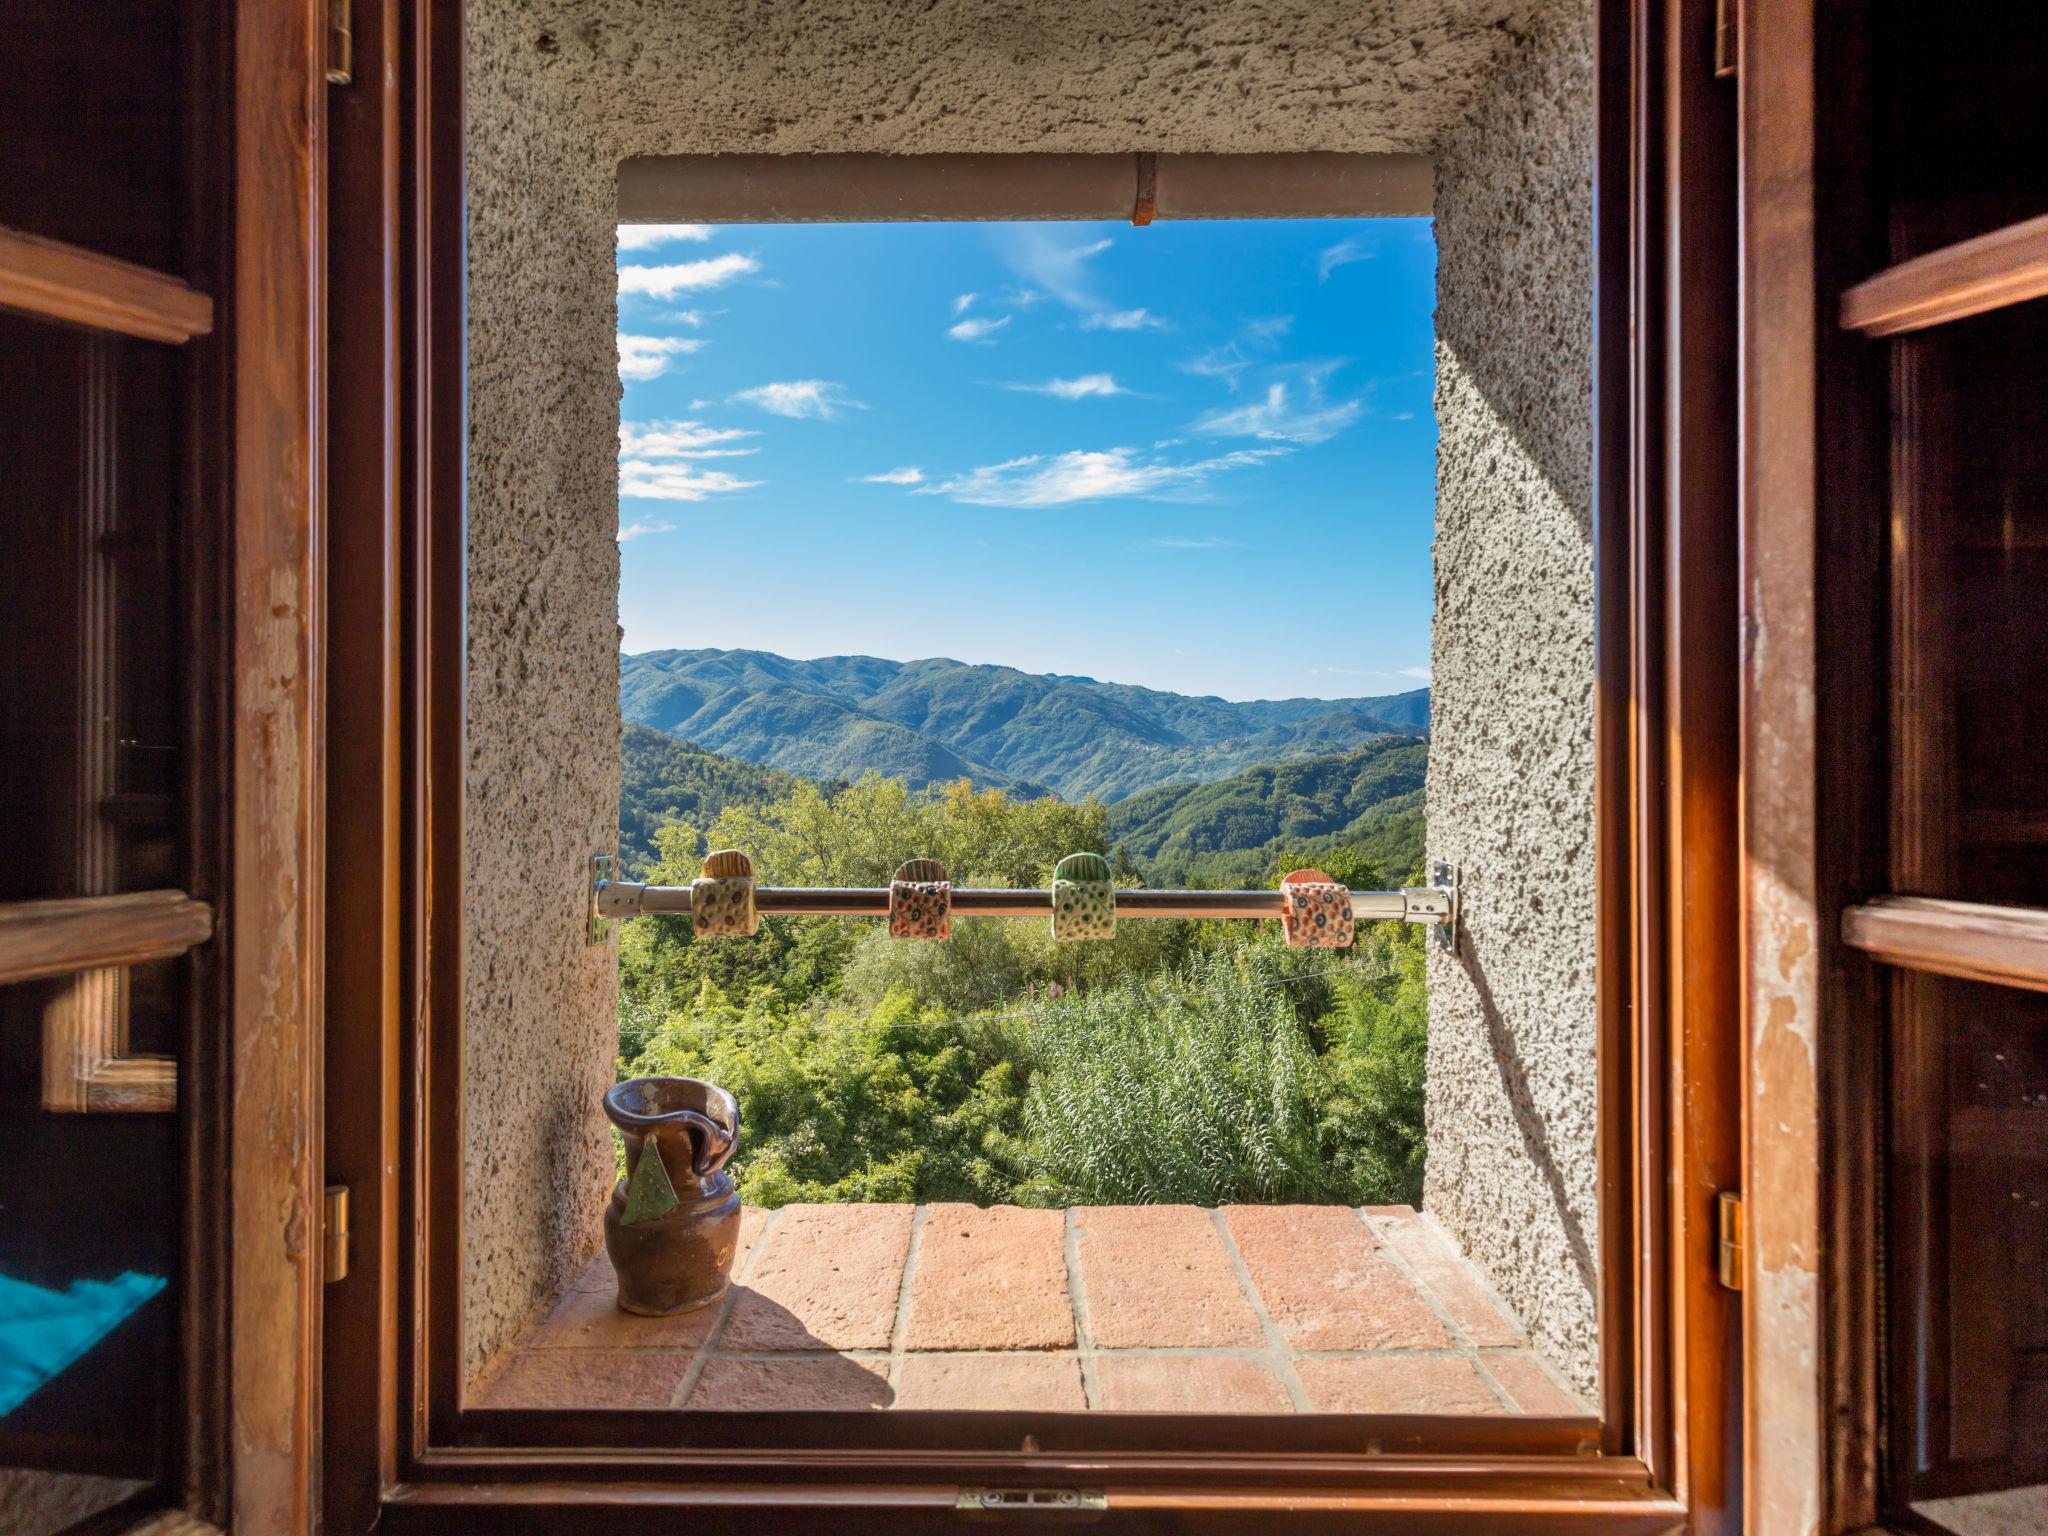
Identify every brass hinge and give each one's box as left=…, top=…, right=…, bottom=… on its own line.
left=1713, top=0, right=1737, bottom=79
left=956, top=1488, right=1107, bottom=1518
left=323, top=1184, right=351, bottom=1283
left=1716, top=1190, right=1744, bottom=1291
left=325, top=0, right=353, bottom=86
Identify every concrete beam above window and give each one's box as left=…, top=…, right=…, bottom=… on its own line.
left=615, top=152, right=1434, bottom=224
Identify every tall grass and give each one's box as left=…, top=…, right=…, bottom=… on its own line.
left=1021, top=957, right=1351, bottom=1206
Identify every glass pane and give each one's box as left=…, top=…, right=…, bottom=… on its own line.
left=1893, top=299, right=2048, bottom=905
left=0, top=311, right=184, bottom=1522
left=1893, top=973, right=2048, bottom=1523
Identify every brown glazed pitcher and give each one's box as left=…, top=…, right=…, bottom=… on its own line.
left=602, top=1076, right=742, bottom=1315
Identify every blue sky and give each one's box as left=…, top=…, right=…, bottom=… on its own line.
left=615, top=217, right=1436, bottom=702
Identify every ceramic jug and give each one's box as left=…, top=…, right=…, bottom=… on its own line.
left=601, top=1076, right=741, bottom=1315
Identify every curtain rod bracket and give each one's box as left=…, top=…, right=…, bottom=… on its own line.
left=1131, top=152, right=1158, bottom=226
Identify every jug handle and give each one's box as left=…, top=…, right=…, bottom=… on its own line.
left=673, top=1107, right=739, bottom=1176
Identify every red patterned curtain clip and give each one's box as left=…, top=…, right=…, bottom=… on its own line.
left=888, top=858, right=952, bottom=941
left=1278, top=868, right=1355, bottom=949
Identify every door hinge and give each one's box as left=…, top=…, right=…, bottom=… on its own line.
left=1716, top=1190, right=1744, bottom=1291
left=325, top=0, right=353, bottom=86
left=1713, top=0, right=1737, bottom=79
left=956, top=1488, right=1107, bottom=1518
left=323, top=1184, right=351, bottom=1283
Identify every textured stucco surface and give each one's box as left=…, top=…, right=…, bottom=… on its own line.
left=1424, top=3, right=1598, bottom=1393
left=0, top=1471, right=147, bottom=1536
left=465, top=0, right=1593, bottom=1387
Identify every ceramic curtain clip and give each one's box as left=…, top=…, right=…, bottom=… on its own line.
left=888, top=858, right=952, bottom=940
left=1279, top=867, right=1355, bottom=948
left=1051, top=852, right=1116, bottom=942
left=690, top=849, right=758, bottom=938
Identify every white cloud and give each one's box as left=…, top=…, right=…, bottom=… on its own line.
left=1191, top=379, right=1361, bottom=445
left=922, top=445, right=1285, bottom=507
left=999, top=230, right=1114, bottom=310
left=1180, top=343, right=1253, bottom=390
left=952, top=292, right=979, bottom=316
left=619, top=460, right=761, bottom=501
left=617, top=252, right=759, bottom=298
left=947, top=314, right=1011, bottom=344
left=1081, top=308, right=1165, bottom=332
left=1243, top=314, right=1294, bottom=342
left=859, top=466, right=924, bottom=485
left=618, top=519, right=677, bottom=542
left=1003, top=373, right=1128, bottom=400
left=1145, top=536, right=1243, bottom=550
left=1317, top=238, right=1372, bottom=281
left=617, top=334, right=705, bottom=382
left=619, top=420, right=758, bottom=459
left=663, top=309, right=708, bottom=327
left=616, top=224, right=713, bottom=251
left=1397, top=666, right=1433, bottom=682
left=730, top=380, right=860, bottom=419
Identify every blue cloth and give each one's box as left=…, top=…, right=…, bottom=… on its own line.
left=0, top=1270, right=166, bottom=1417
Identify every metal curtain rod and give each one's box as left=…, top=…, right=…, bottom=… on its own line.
left=593, top=865, right=1460, bottom=948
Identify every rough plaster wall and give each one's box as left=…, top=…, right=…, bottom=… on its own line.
left=1425, top=2, right=1598, bottom=1393
left=0, top=1471, right=147, bottom=1536
left=463, top=0, right=1593, bottom=1385
left=465, top=0, right=625, bottom=1384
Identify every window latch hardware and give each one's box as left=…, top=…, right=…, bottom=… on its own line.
left=326, top=0, right=353, bottom=85
left=1716, top=1190, right=1744, bottom=1291
left=323, top=1184, right=351, bottom=1284
left=956, top=1488, right=1107, bottom=1518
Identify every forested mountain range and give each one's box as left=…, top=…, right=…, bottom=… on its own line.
left=620, top=648, right=1428, bottom=804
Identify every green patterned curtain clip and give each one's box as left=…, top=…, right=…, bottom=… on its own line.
left=889, top=858, right=952, bottom=941
left=1051, top=851, right=1116, bottom=942
left=690, top=848, right=758, bottom=938
left=620, top=1132, right=682, bottom=1226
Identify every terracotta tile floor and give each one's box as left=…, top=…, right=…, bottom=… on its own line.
left=477, top=1202, right=1587, bottom=1415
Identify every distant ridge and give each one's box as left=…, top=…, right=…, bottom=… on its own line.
left=621, top=647, right=1427, bottom=804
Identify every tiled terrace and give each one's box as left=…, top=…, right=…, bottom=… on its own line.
left=478, top=1203, right=1586, bottom=1415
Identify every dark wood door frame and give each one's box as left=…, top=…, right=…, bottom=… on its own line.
left=314, top=0, right=1749, bottom=1530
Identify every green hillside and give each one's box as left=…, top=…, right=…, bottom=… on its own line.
left=618, top=724, right=823, bottom=876
left=1106, top=739, right=1429, bottom=889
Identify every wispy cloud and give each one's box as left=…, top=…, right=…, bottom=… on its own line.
left=618, top=461, right=761, bottom=502
left=1081, top=308, right=1165, bottom=332
left=1145, top=535, right=1243, bottom=550
left=1002, top=373, right=1129, bottom=400
left=1308, top=663, right=1433, bottom=684
left=951, top=292, right=979, bottom=316
left=858, top=466, right=924, bottom=485
left=618, top=252, right=759, bottom=298
left=1316, top=238, right=1372, bottom=282
left=922, top=445, right=1286, bottom=507
left=999, top=230, right=1113, bottom=309
left=617, top=334, right=705, bottom=382
left=947, top=314, right=1011, bottom=344
left=1180, top=343, right=1253, bottom=391
left=731, top=380, right=861, bottom=420
left=616, top=223, right=713, bottom=251
left=1191, top=373, right=1361, bottom=445
left=1180, top=315, right=1294, bottom=392
left=618, top=519, right=677, bottom=541
left=619, top=420, right=758, bottom=458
